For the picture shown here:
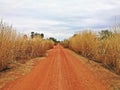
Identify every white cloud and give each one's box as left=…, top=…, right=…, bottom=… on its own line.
left=0, top=0, right=120, bottom=40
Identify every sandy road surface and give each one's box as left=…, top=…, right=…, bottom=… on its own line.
left=1, top=45, right=108, bottom=90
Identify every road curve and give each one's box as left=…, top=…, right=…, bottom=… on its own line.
left=1, top=44, right=108, bottom=90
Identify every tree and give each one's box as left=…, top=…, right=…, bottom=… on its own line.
left=31, top=32, right=44, bottom=39
left=31, top=32, right=34, bottom=39
left=99, top=30, right=113, bottom=39
left=41, top=33, right=44, bottom=39
left=34, top=33, right=41, bottom=38
left=49, top=37, right=57, bottom=42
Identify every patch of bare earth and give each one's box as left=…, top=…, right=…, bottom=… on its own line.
left=1, top=45, right=107, bottom=90
left=67, top=49, right=120, bottom=90
left=0, top=57, right=45, bottom=89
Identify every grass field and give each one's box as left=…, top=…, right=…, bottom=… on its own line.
left=0, top=21, right=54, bottom=71
left=61, top=28, right=120, bottom=74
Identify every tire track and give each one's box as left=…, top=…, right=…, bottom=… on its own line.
left=1, top=44, right=108, bottom=90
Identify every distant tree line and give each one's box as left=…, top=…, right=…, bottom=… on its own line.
left=49, top=37, right=60, bottom=45
left=31, top=32, right=44, bottom=39
left=30, top=32, right=59, bottom=44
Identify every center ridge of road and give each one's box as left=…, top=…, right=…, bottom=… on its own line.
left=1, top=44, right=108, bottom=90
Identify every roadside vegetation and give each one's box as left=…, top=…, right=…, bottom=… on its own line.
left=61, top=26, right=120, bottom=74
left=0, top=21, right=54, bottom=71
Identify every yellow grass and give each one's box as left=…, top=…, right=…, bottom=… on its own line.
left=0, top=21, right=54, bottom=71
left=62, top=30, right=120, bottom=74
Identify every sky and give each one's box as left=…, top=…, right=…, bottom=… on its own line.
left=0, top=0, right=120, bottom=40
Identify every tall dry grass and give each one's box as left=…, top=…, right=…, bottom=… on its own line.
left=63, top=30, right=120, bottom=74
left=0, top=21, right=54, bottom=71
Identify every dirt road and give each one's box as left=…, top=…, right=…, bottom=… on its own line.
left=1, top=44, right=108, bottom=90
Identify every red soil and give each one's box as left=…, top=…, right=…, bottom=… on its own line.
left=1, top=44, right=108, bottom=90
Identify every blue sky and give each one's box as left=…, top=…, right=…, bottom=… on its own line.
left=0, top=0, right=120, bottom=40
